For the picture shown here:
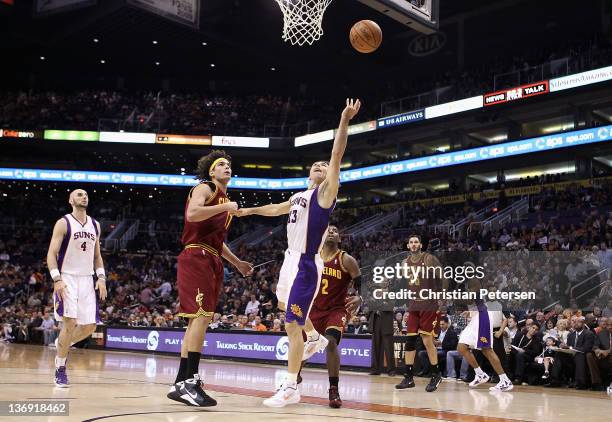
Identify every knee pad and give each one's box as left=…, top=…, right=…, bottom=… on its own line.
left=324, top=328, right=342, bottom=346
left=405, top=335, right=418, bottom=352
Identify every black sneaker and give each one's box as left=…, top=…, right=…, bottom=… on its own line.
left=328, top=386, right=342, bottom=408
left=167, top=381, right=189, bottom=405
left=297, top=373, right=303, bottom=385
left=178, top=375, right=217, bottom=407
left=395, top=376, right=415, bottom=389
left=425, top=373, right=442, bottom=392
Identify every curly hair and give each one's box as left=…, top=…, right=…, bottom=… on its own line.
left=195, top=150, right=232, bottom=181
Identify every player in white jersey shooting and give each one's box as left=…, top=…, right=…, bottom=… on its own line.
left=236, top=98, right=361, bottom=407
left=46, top=189, right=107, bottom=387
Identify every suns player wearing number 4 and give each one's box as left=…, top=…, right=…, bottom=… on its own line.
left=236, top=99, right=361, bottom=408
left=47, top=189, right=107, bottom=388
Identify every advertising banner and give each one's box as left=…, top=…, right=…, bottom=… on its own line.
left=549, top=65, right=612, bottom=92
left=295, top=129, right=334, bottom=147
left=100, top=131, right=155, bottom=144
left=2, top=124, right=611, bottom=188
left=0, top=129, right=42, bottom=139
left=156, top=134, right=212, bottom=145
left=105, top=327, right=371, bottom=368
left=346, top=120, right=377, bottom=136
left=377, top=109, right=425, bottom=129
left=212, top=136, right=269, bottom=148
left=44, top=130, right=99, bottom=141
left=425, top=95, right=483, bottom=119
left=484, top=81, right=549, bottom=106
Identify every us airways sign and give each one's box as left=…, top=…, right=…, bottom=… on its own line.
left=484, top=81, right=549, bottom=106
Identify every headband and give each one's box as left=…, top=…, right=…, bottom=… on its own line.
left=209, top=157, right=228, bottom=174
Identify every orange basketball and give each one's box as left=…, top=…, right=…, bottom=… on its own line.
left=350, top=20, right=382, bottom=53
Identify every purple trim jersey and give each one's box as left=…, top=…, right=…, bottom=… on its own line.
left=280, top=186, right=335, bottom=325
left=58, top=214, right=97, bottom=276
left=286, top=186, right=335, bottom=256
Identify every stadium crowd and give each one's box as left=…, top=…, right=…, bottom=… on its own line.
left=0, top=179, right=611, bottom=391
left=1, top=35, right=610, bottom=137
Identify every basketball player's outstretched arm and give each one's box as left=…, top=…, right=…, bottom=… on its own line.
left=318, top=98, right=361, bottom=209
left=186, top=183, right=238, bottom=222
left=47, top=218, right=68, bottom=302
left=93, top=221, right=107, bottom=301
left=236, top=200, right=290, bottom=217
left=222, top=243, right=254, bottom=277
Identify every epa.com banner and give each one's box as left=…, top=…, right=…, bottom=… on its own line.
left=105, top=327, right=371, bottom=368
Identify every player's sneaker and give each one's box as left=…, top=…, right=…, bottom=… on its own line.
left=469, top=372, right=490, bottom=388
left=167, top=381, right=189, bottom=405
left=263, top=383, right=300, bottom=407
left=425, top=373, right=443, bottom=392
left=489, top=379, right=514, bottom=392
left=303, top=334, right=329, bottom=361
left=178, top=375, right=217, bottom=407
left=54, top=366, right=70, bottom=388
left=328, top=386, right=342, bottom=408
left=395, top=376, right=415, bottom=389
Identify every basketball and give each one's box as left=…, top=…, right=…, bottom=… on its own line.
left=350, top=20, right=382, bottom=53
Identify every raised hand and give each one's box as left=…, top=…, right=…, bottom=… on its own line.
left=341, top=98, right=361, bottom=121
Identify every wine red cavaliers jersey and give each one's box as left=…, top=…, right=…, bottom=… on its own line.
left=181, top=182, right=232, bottom=255
left=405, top=252, right=440, bottom=312
left=312, top=250, right=353, bottom=311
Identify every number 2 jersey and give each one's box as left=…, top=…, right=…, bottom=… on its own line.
left=286, top=186, right=335, bottom=256
left=57, top=214, right=99, bottom=276
left=312, top=250, right=353, bottom=312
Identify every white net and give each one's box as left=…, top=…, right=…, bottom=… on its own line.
left=274, top=0, right=333, bottom=46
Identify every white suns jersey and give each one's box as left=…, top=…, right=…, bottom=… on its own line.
left=286, top=186, right=335, bottom=256
left=57, top=214, right=99, bottom=276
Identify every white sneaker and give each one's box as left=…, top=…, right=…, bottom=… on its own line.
left=303, top=334, right=329, bottom=361
left=489, top=379, right=514, bottom=392
left=469, top=373, right=490, bottom=388
left=263, top=383, right=300, bottom=407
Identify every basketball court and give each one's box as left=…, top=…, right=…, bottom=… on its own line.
left=1, top=343, right=608, bottom=421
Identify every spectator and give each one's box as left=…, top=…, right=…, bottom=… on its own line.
left=416, top=316, right=457, bottom=376
left=547, top=317, right=595, bottom=389
left=253, top=316, right=267, bottom=332
left=586, top=318, right=611, bottom=390
left=38, top=312, right=57, bottom=346
left=271, top=319, right=282, bottom=332
left=244, top=294, right=260, bottom=316
left=510, top=322, right=543, bottom=385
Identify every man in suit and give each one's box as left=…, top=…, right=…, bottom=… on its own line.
left=369, top=309, right=396, bottom=375
left=547, top=317, right=595, bottom=389
left=510, top=322, right=543, bottom=385
left=586, top=317, right=611, bottom=391
left=416, top=316, right=457, bottom=376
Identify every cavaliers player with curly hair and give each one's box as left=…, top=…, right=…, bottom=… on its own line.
left=167, top=150, right=253, bottom=407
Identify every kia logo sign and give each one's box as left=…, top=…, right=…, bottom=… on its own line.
left=408, top=32, right=446, bottom=57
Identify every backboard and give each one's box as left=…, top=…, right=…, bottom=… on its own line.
left=357, top=0, right=439, bottom=34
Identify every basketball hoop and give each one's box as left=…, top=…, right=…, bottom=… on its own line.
left=274, top=0, right=333, bottom=46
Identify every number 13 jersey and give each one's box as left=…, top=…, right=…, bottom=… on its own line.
left=286, top=186, right=335, bottom=256
left=58, top=214, right=99, bottom=276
